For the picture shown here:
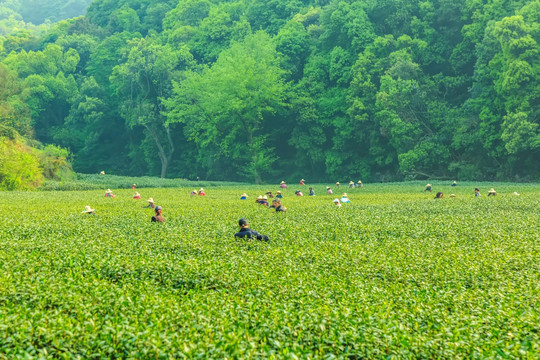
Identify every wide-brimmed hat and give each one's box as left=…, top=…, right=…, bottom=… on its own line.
left=336, top=182, right=340, bottom=184
left=106, top=189, right=113, bottom=193
left=333, top=199, right=340, bottom=203
left=280, top=181, right=285, bottom=184
left=199, top=188, right=204, bottom=191
left=301, top=179, right=305, bottom=181
left=358, top=180, right=362, bottom=183
left=453, top=181, right=457, bottom=184
left=513, top=192, right=520, bottom=196
left=326, top=186, right=330, bottom=189
left=134, top=192, right=140, bottom=196
left=426, top=184, right=432, bottom=187
left=241, top=193, right=248, bottom=197
left=349, top=181, right=354, bottom=184
left=147, top=197, right=154, bottom=203
left=99, top=171, right=105, bottom=175
left=488, top=188, right=496, bottom=193
left=276, top=191, right=282, bottom=194
left=82, top=205, right=95, bottom=213
left=257, top=195, right=263, bottom=200
left=133, top=184, right=136, bottom=186
left=449, top=194, right=456, bottom=198
left=192, top=189, right=197, bottom=193
left=342, top=193, right=348, bottom=197
left=263, top=195, right=268, bottom=199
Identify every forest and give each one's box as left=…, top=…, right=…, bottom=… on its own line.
left=0, top=0, right=538, bottom=186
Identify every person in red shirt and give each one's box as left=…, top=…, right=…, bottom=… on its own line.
left=133, top=192, right=141, bottom=199
left=299, top=179, right=305, bottom=185
left=198, top=188, right=206, bottom=196
left=280, top=181, right=287, bottom=189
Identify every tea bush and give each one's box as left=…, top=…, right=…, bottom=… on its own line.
left=0, top=182, right=538, bottom=358
left=41, top=174, right=244, bottom=191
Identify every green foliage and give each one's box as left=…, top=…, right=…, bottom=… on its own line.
left=0, top=136, right=43, bottom=190
left=39, top=144, right=75, bottom=181
left=0, top=0, right=539, bottom=182
left=0, top=182, right=539, bottom=356
left=167, top=31, right=286, bottom=183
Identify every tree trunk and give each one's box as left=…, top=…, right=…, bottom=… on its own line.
left=145, top=125, right=174, bottom=178
left=247, top=130, right=262, bottom=184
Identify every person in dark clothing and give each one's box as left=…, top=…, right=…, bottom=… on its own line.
left=435, top=192, right=443, bottom=199
left=309, top=187, right=315, bottom=196
left=235, top=218, right=269, bottom=242
left=274, top=199, right=287, bottom=212
left=151, top=206, right=165, bottom=222
left=424, top=184, right=432, bottom=192
left=144, top=197, right=156, bottom=208
left=451, top=181, right=457, bottom=187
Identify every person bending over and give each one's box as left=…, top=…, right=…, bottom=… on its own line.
left=235, top=218, right=269, bottom=242
left=274, top=199, right=287, bottom=212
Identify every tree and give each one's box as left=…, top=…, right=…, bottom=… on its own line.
left=111, top=35, right=194, bottom=178
left=167, top=31, right=287, bottom=183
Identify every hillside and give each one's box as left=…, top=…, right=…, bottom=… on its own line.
left=0, top=0, right=538, bottom=186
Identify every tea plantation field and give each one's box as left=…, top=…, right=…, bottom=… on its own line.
left=1, top=182, right=539, bottom=358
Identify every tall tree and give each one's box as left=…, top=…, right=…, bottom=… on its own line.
left=167, top=31, right=287, bottom=183
left=110, top=35, right=194, bottom=178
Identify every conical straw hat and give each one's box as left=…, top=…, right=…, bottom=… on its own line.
left=82, top=205, right=95, bottom=213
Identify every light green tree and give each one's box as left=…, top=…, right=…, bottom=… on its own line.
left=167, top=31, right=287, bottom=183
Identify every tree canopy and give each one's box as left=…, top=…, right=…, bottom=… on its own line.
left=1, top=0, right=539, bottom=183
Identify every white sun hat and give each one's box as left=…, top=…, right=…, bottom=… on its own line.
left=513, top=192, right=520, bottom=196
left=147, top=197, right=154, bottom=203
left=82, top=205, right=95, bottom=213
left=106, top=189, right=113, bottom=193
left=333, top=198, right=340, bottom=203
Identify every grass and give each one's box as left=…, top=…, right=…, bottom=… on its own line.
left=0, top=181, right=539, bottom=358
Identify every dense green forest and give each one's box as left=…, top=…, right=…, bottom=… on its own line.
left=0, top=0, right=538, bottom=186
